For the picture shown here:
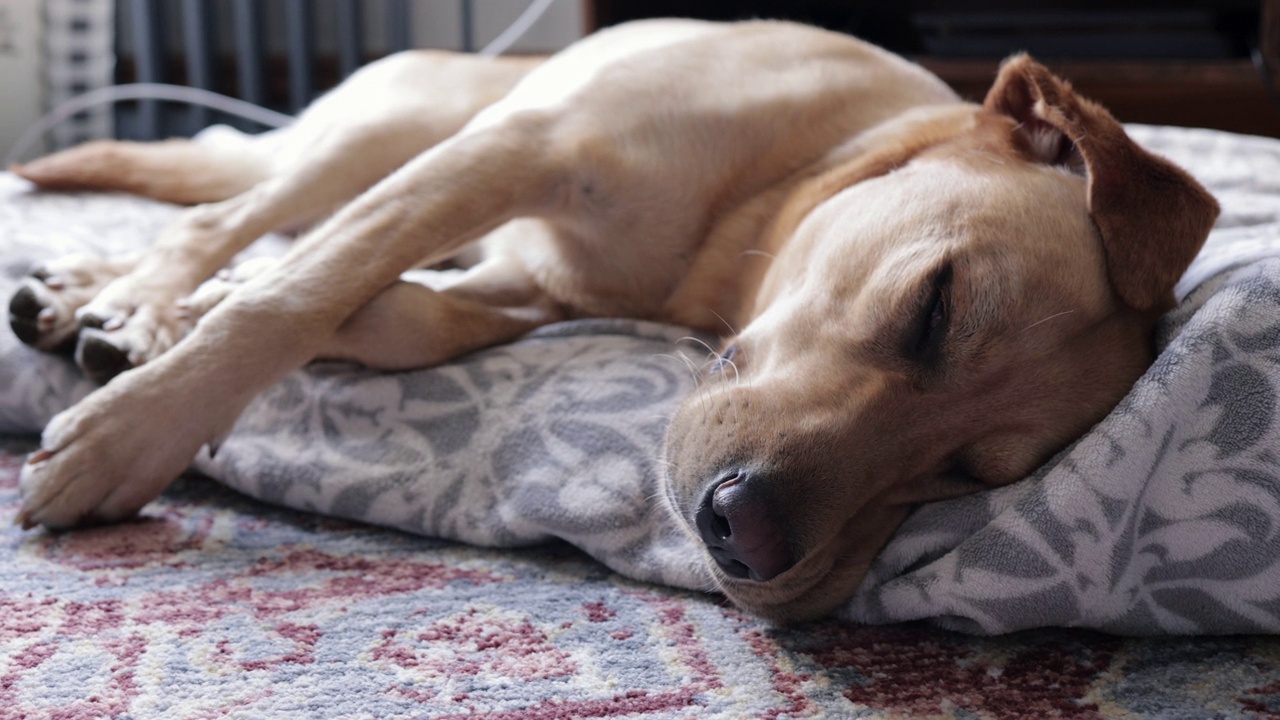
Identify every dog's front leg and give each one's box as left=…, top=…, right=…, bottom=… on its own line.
left=320, top=253, right=565, bottom=370
left=16, top=115, right=566, bottom=529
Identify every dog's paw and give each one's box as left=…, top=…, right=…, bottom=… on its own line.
left=180, top=257, right=278, bottom=322
left=15, top=369, right=218, bottom=529
left=8, top=254, right=130, bottom=353
left=72, top=275, right=197, bottom=384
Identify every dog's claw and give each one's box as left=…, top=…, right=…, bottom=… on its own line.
left=27, top=448, right=54, bottom=465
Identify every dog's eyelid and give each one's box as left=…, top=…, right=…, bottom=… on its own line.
left=905, top=261, right=954, bottom=364
left=707, top=341, right=741, bottom=376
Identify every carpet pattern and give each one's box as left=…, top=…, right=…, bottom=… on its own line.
left=5, top=441, right=1280, bottom=719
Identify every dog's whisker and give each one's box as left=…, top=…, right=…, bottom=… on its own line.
left=724, top=357, right=741, bottom=387
left=674, top=339, right=729, bottom=423
left=667, top=345, right=714, bottom=421
left=1020, top=309, right=1077, bottom=333
left=678, top=336, right=739, bottom=398
left=740, top=248, right=777, bottom=261
left=709, top=309, right=740, bottom=338
left=653, top=352, right=703, bottom=387
left=642, top=493, right=679, bottom=526
left=677, top=335, right=721, bottom=362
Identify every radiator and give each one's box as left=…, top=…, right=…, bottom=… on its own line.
left=117, top=0, right=482, bottom=140
left=5, top=0, right=579, bottom=159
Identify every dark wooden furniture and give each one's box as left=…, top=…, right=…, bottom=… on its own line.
left=585, top=1, right=1280, bottom=138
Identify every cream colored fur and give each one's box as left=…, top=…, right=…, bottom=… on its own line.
left=8, top=20, right=1218, bottom=622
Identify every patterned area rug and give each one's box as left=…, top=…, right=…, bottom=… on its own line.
left=4, top=440, right=1280, bottom=719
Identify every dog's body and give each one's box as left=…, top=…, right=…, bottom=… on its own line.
left=8, top=19, right=1218, bottom=621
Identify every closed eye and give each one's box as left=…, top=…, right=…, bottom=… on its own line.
left=709, top=342, right=740, bottom=375
left=912, top=263, right=952, bottom=362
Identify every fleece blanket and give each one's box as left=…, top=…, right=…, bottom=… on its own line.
left=2, top=124, right=1279, bottom=635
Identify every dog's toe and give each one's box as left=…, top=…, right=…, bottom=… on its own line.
left=8, top=279, right=79, bottom=353
left=76, top=331, right=135, bottom=384
left=9, top=284, right=44, bottom=345
left=76, top=309, right=120, bottom=331
left=17, top=439, right=128, bottom=530
left=16, top=364, right=224, bottom=530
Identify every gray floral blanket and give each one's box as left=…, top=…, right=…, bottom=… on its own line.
left=2, top=124, right=1279, bottom=635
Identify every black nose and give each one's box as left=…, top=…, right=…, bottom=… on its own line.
left=694, top=470, right=794, bottom=582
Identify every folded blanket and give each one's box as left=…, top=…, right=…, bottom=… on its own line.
left=2, top=124, right=1278, bottom=635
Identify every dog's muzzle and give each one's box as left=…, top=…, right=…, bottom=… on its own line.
left=694, top=469, right=795, bottom=582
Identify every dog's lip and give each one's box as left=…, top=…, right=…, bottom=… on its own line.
left=709, top=547, right=835, bottom=620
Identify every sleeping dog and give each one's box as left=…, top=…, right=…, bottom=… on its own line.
left=8, top=19, right=1218, bottom=622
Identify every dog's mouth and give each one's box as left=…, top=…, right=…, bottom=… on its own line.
left=659, top=469, right=814, bottom=617
left=659, top=429, right=917, bottom=623
left=689, top=489, right=913, bottom=622
left=663, top=476, right=902, bottom=622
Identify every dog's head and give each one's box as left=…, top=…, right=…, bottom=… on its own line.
left=661, top=56, right=1219, bottom=621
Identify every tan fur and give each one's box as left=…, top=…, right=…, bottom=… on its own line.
left=9, top=19, right=1218, bottom=623
left=12, top=139, right=267, bottom=205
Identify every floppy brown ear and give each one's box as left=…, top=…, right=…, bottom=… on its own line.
left=984, top=54, right=1220, bottom=312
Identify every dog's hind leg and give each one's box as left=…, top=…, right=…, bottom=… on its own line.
left=324, top=239, right=568, bottom=369
left=11, top=135, right=272, bottom=205
left=182, top=220, right=566, bottom=370
left=185, top=260, right=562, bottom=372
left=320, top=272, right=562, bottom=370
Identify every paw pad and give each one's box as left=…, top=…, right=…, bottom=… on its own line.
left=77, top=331, right=134, bottom=384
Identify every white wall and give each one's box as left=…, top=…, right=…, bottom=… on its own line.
left=0, top=0, right=43, bottom=158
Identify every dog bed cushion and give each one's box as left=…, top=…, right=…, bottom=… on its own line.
left=2, top=124, right=1279, bottom=635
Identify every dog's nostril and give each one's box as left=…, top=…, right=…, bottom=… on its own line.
left=705, top=476, right=737, bottom=540
left=694, top=470, right=795, bottom=582
left=696, top=471, right=740, bottom=544
left=709, top=508, right=731, bottom=541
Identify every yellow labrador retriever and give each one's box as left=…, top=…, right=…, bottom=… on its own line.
left=8, top=19, right=1217, bottom=622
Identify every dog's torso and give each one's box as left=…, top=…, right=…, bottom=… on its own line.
left=451, top=19, right=959, bottom=328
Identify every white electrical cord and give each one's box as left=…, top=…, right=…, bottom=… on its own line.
left=4, top=0, right=560, bottom=167
left=477, top=0, right=558, bottom=57
left=4, top=84, right=295, bottom=166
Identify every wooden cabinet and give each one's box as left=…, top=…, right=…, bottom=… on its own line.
left=585, top=0, right=1280, bottom=138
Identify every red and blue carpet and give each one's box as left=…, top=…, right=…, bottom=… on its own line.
left=4, top=440, right=1280, bottom=719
